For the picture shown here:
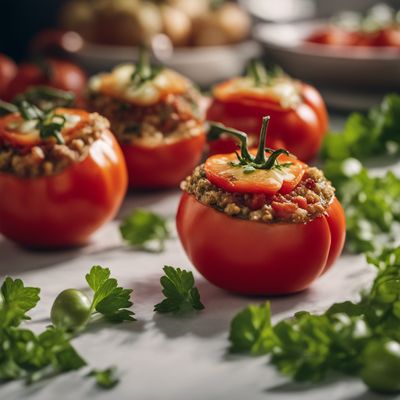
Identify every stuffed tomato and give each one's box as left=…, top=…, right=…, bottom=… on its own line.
left=176, top=117, right=345, bottom=295
left=0, top=102, right=127, bottom=248
left=87, top=52, right=207, bottom=189
left=206, top=61, right=328, bottom=161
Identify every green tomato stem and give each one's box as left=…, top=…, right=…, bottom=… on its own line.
left=207, top=117, right=291, bottom=171
left=254, top=116, right=270, bottom=164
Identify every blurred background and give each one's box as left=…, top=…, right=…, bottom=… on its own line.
left=0, top=0, right=399, bottom=109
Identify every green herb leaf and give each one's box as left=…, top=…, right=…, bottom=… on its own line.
left=14, top=87, right=75, bottom=112
left=86, top=266, right=135, bottom=322
left=324, top=159, right=400, bottom=253
left=154, top=266, right=205, bottom=313
left=322, top=94, right=400, bottom=161
left=120, top=209, right=170, bottom=252
left=0, top=277, right=40, bottom=328
left=88, top=367, right=119, bottom=389
left=228, top=247, right=400, bottom=390
left=228, top=302, right=275, bottom=355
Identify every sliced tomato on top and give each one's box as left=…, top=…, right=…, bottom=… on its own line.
left=204, top=150, right=306, bottom=196
left=0, top=108, right=89, bottom=148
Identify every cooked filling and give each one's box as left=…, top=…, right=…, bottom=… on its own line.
left=87, top=89, right=205, bottom=146
left=182, top=164, right=335, bottom=223
left=0, top=113, right=108, bottom=178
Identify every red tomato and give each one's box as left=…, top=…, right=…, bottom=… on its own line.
left=371, top=28, right=400, bottom=47
left=0, top=112, right=127, bottom=248
left=305, top=27, right=358, bottom=46
left=204, top=151, right=306, bottom=195
left=121, top=133, right=206, bottom=189
left=207, top=82, right=328, bottom=161
left=0, top=54, right=17, bottom=98
left=176, top=192, right=346, bottom=295
left=5, top=59, right=86, bottom=102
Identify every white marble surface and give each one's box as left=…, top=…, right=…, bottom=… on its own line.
left=1, top=188, right=399, bottom=400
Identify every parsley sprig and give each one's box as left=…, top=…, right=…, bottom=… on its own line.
left=86, top=266, right=135, bottom=323
left=208, top=116, right=292, bottom=173
left=321, top=94, right=400, bottom=161
left=120, top=209, right=170, bottom=252
left=0, top=266, right=135, bottom=388
left=228, top=247, right=400, bottom=391
left=154, top=266, right=204, bottom=313
left=323, top=158, right=400, bottom=253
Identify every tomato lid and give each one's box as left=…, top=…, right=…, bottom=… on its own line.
left=213, top=60, right=302, bottom=109
left=89, top=50, right=190, bottom=106
left=0, top=100, right=89, bottom=148
left=205, top=116, right=306, bottom=196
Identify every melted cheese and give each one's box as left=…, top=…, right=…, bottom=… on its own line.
left=89, top=64, right=190, bottom=106
left=215, top=77, right=302, bottom=109
left=6, top=113, right=81, bottom=137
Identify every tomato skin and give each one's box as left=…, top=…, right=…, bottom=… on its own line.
left=0, top=54, right=17, bottom=99
left=206, top=83, right=328, bottom=162
left=5, top=59, right=86, bottom=102
left=121, top=133, right=205, bottom=189
left=0, top=130, right=127, bottom=248
left=176, top=192, right=345, bottom=295
left=322, top=197, right=346, bottom=273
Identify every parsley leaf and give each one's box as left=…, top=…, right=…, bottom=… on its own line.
left=120, top=209, right=170, bottom=252
left=154, top=266, right=205, bottom=313
left=86, top=266, right=135, bottom=322
left=324, top=158, right=400, bottom=253
left=228, top=247, right=400, bottom=390
left=0, top=277, right=40, bottom=327
left=229, top=302, right=275, bottom=355
left=322, top=94, right=400, bottom=161
left=88, top=367, right=119, bottom=389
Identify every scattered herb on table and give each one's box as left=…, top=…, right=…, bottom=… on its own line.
left=321, top=93, right=400, bottom=161
left=120, top=209, right=170, bottom=252
left=323, top=158, right=400, bottom=253
left=228, top=247, right=400, bottom=393
left=88, top=367, right=119, bottom=389
left=154, top=266, right=205, bottom=313
left=0, top=266, right=135, bottom=389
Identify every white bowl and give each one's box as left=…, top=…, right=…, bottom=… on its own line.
left=71, top=40, right=261, bottom=87
left=254, top=20, right=400, bottom=109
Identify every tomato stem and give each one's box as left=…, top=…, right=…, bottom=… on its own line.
left=208, top=122, right=253, bottom=161
left=254, top=116, right=270, bottom=164
left=246, top=59, right=269, bottom=86
left=130, top=48, right=162, bottom=88
left=208, top=117, right=291, bottom=171
left=245, top=59, right=285, bottom=87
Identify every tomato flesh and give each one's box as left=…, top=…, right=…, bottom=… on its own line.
left=204, top=151, right=305, bottom=195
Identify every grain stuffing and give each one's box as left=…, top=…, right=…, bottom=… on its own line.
left=0, top=113, right=108, bottom=178
left=181, top=164, right=335, bottom=224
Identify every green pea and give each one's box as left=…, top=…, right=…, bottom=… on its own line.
left=50, top=289, right=91, bottom=331
left=361, top=340, right=400, bottom=393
